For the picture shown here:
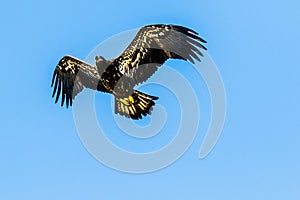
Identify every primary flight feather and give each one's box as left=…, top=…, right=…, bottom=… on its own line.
left=51, top=24, right=207, bottom=119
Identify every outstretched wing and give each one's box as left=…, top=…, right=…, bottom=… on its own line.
left=101, top=24, right=207, bottom=90
left=51, top=55, right=101, bottom=108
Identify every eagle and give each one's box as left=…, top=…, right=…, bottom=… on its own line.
left=51, top=24, right=207, bottom=119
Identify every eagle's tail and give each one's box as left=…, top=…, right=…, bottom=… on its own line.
left=115, top=90, right=159, bottom=120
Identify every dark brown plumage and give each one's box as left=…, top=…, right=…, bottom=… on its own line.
left=51, top=24, right=207, bottom=119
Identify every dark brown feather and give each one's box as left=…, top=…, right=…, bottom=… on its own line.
left=51, top=55, right=102, bottom=108
left=100, top=24, right=207, bottom=96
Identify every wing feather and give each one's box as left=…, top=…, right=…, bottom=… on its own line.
left=51, top=55, right=101, bottom=108
left=101, top=24, right=207, bottom=90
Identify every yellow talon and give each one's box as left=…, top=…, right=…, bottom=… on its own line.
left=129, top=95, right=134, bottom=103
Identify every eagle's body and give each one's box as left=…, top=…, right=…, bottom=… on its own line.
left=51, top=24, right=207, bottom=119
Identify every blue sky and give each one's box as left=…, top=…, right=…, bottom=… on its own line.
left=1, top=0, right=300, bottom=199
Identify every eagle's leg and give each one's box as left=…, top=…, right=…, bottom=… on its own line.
left=114, top=90, right=159, bottom=120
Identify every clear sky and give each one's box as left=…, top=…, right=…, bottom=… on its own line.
left=1, top=0, right=300, bottom=199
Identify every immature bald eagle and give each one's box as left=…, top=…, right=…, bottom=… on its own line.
left=51, top=24, right=207, bottom=119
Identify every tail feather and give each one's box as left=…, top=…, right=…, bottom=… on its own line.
left=115, top=90, right=159, bottom=120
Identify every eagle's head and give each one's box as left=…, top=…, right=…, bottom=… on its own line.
left=95, top=55, right=112, bottom=75
left=95, top=55, right=106, bottom=62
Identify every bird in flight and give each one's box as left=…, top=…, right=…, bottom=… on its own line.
left=51, top=24, right=207, bottom=119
